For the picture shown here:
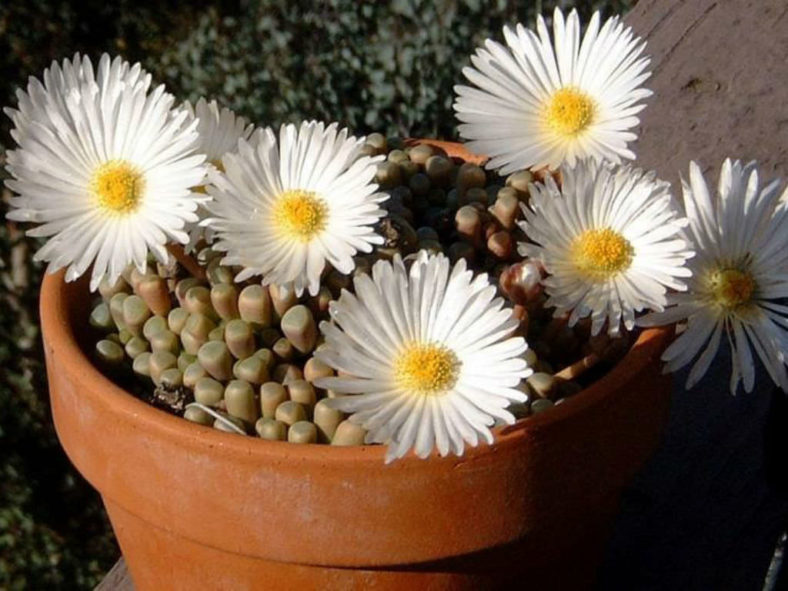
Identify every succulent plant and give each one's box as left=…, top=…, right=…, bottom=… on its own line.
left=88, top=136, right=630, bottom=448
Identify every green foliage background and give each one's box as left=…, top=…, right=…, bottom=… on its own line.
left=0, top=0, right=631, bottom=587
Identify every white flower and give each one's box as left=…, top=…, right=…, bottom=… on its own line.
left=4, top=53, right=206, bottom=291
left=314, top=252, right=532, bottom=463
left=640, top=160, right=788, bottom=394
left=206, top=121, right=388, bottom=296
left=454, top=8, right=652, bottom=174
left=519, top=159, right=693, bottom=336
left=184, top=97, right=254, bottom=166
left=182, top=98, right=254, bottom=251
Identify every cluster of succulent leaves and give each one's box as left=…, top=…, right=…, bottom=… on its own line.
left=0, top=0, right=632, bottom=587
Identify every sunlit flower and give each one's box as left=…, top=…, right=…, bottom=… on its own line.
left=206, top=121, right=387, bottom=296
left=4, top=53, right=206, bottom=290
left=185, top=97, right=254, bottom=168
left=519, top=159, right=693, bottom=336
left=314, top=251, right=532, bottom=463
left=183, top=98, right=254, bottom=250
left=640, top=160, right=788, bottom=394
left=454, top=8, right=652, bottom=174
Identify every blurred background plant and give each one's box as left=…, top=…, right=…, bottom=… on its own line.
left=0, top=0, right=632, bottom=587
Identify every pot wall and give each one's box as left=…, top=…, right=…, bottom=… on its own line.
left=41, top=141, right=673, bottom=589
left=42, top=274, right=671, bottom=589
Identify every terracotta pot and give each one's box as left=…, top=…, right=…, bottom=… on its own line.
left=41, top=141, right=673, bottom=590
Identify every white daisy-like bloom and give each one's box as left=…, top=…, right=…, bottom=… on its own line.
left=184, top=97, right=254, bottom=167
left=519, top=159, right=693, bottom=336
left=4, top=53, right=206, bottom=291
left=206, top=120, right=388, bottom=296
left=640, top=160, right=788, bottom=394
left=182, top=98, right=254, bottom=251
left=454, top=8, right=652, bottom=174
left=314, top=251, right=532, bottom=463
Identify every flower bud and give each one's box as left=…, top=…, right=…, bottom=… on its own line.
left=498, top=260, right=545, bottom=305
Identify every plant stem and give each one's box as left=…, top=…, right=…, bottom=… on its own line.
left=166, top=243, right=206, bottom=280
left=555, top=352, right=601, bottom=382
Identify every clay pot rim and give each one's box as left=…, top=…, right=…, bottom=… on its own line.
left=41, top=271, right=671, bottom=466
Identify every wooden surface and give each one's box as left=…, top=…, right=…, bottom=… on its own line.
left=630, top=0, right=788, bottom=187
left=602, top=0, right=788, bottom=589
left=95, top=0, right=788, bottom=588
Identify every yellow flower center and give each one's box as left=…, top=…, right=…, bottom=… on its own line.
left=571, top=228, right=634, bottom=279
left=707, top=268, right=755, bottom=309
left=273, top=190, right=328, bottom=242
left=545, top=87, right=596, bottom=137
left=394, top=342, right=460, bottom=396
left=91, top=160, right=144, bottom=214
